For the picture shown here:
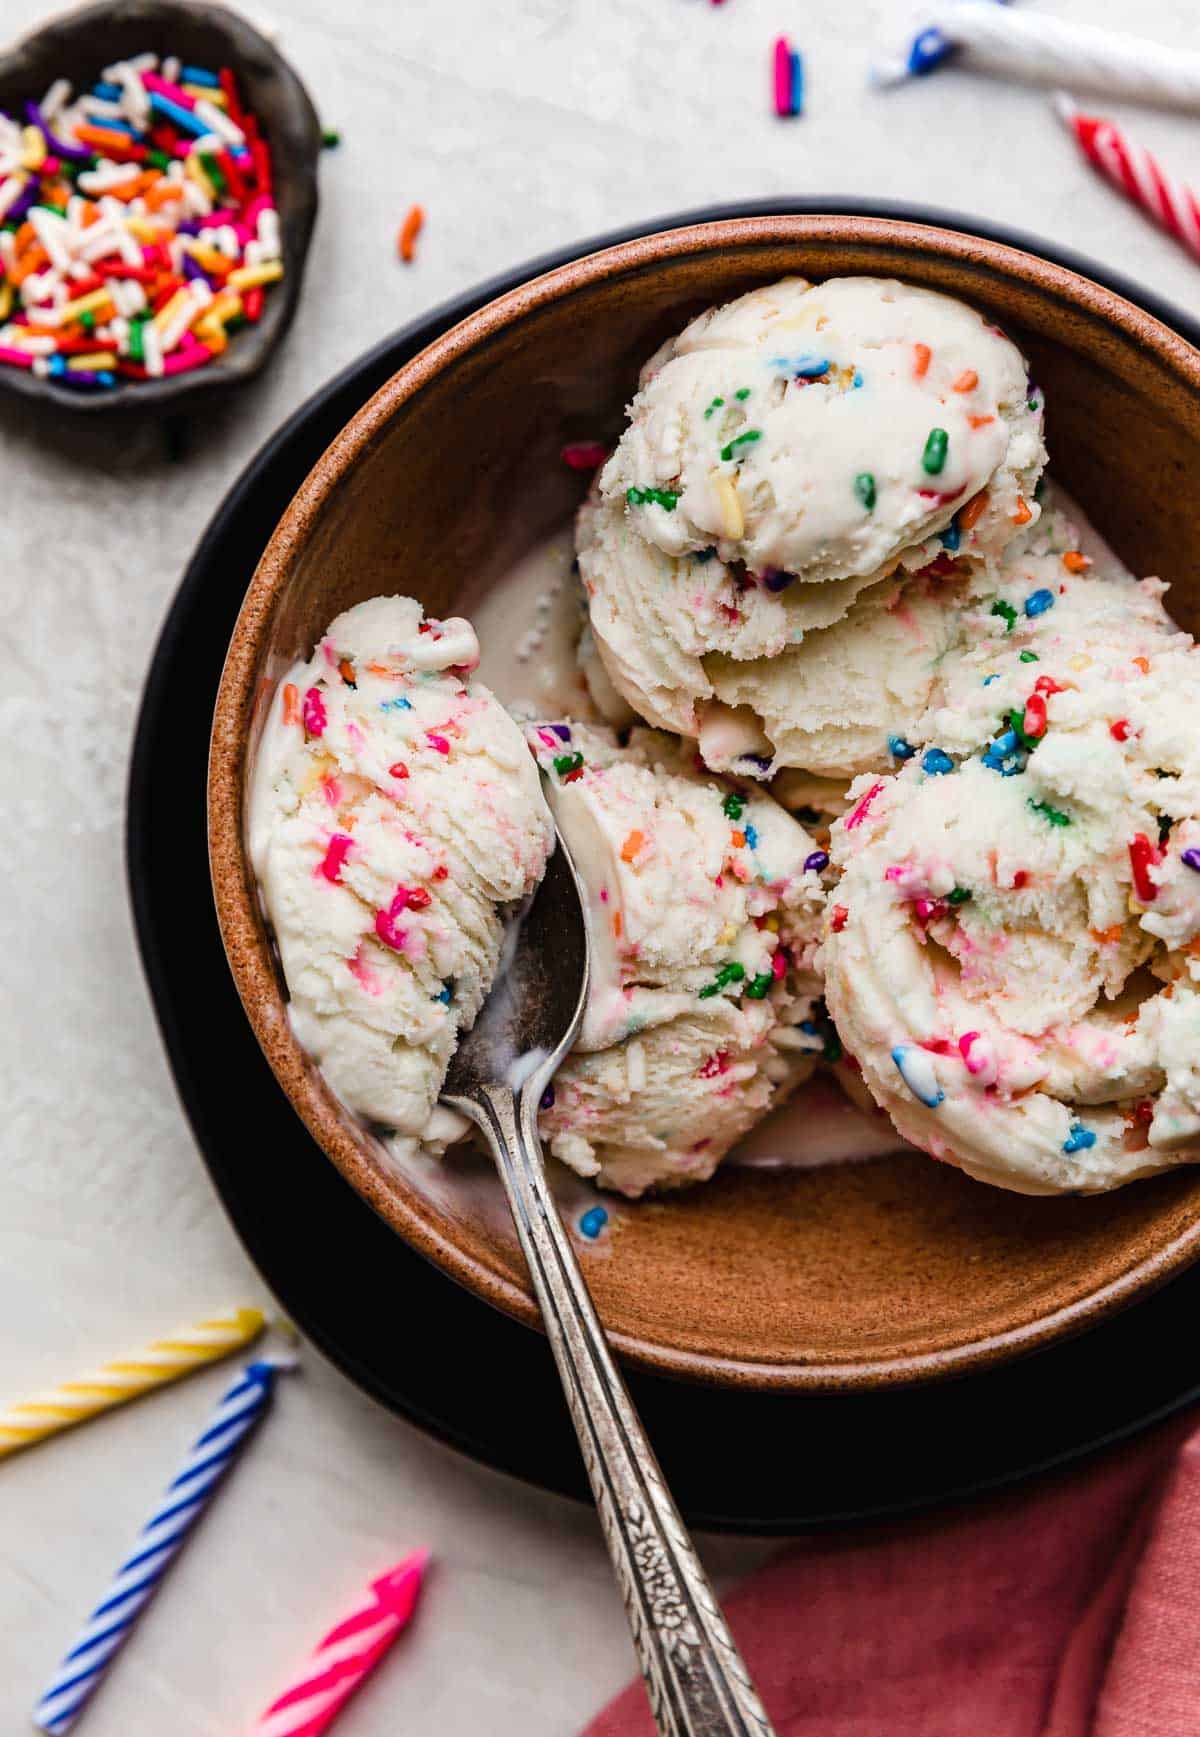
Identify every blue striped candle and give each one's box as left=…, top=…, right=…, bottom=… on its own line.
left=33, top=1359, right=289, bottom=1734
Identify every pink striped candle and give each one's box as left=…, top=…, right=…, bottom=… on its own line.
left=1055, top=94, right=1200, bottom=263
left=253, top=1551, right=429, bottom=1736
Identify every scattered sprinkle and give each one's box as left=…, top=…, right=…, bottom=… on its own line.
left=1128, top=832, right=1161, bottom=903
left=953, top=368, right=978, bottom=392
left=626, top=485, right=680, bottom=510
left=941, top=519, right=961, bottom=552
left=318, top=833, right=353, bottom=884
left=743, top=822, right=759, bottom=848
left=398, top=204, right=424, bottom=263
left=921, top=427, right=949, bottom=475
left=1024, top=588, right=1055, bottom=618
left=1062, top=549, right=1090, bottom=573
left=773, top=36, right=804, bottom=118
left=763, top=567, right=796, bottom=592
left=1110, top=719, right=1132, bottom=742
left=703, top=396, right=725, bottom=418
left=720, top=429, right=762, bottom=462
left=892, top=1043, right=945, bottom=1108
left=744, top=971, right=773, bottom=999
left=722, top=793, right=745, bottom=820
left=620, top=829, right=646, bottom=863
left=553, top=751, right=585, bottom=778
left=947, top=886, right=971, bottom=904
left=302, top=687, right=327, bottom=737
left=579, top=1205, right=609, bottom=1239
left=830, top=904, right=849, bottom=933
left=561, top=441, right=608, bottom=471
left=1028, top=798, right=1072, bottom=827
left=282, top=683, right=300, bottom=725
left=921, top=748, right=954, bottom=775
left=913, top=342, right=932, bottom=377
left=1012, top=498, right=1033, bottom=527
left=381, top=695, right=412, bottom=712
left=539, top=1083, right=556, bottom=1110
left=734, top=386, right=751, bottom=400
left=958, top=489, right=990, bottom=531
left=1021, top=692, right=1048, bottom=740
left=888, top=735, right=915, bottom=760
left=990, top=599, right=1018, bottom=633
left=854, top=471, right=876, bottom=512
left=1020, top=650, right=1040, bottom=663
left=1181, top=849, right=1200, bottom=874
left=804, top=849, right=829, bottom=873
left=321, top=128, right=341, bottom=148
left=425, top=732, right=450, bottom=755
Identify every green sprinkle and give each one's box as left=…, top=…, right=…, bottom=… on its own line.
left=716, top=961, right=746, bottom=987
left=922, top=427, right=949, bottom=474
left=703, top=396, right=725, bottom=419
left=1005, top=708, right=1036, bottom=753
left=201, top=152, right=226, bottom=195
left=79, top=310, right=95, bottom=333
left=822, top=1029, right=843, bottom=1064
left=735, top=387, right=751, bottom=401
left=947, top=886, right=972, bottom=905
left=1028, top=798, right=1072, bottom=827
left=128, top=319, right=144, bottom=364
left=1019, top=650, right=1040, bottom=663
left=552, top=752, right=584, bottom=776
left=991, top=599, right=1018, bottom=633
left=744, top=972, right=773, bottom=1000
left=720, top=430, right=762, bottom=462
left=722, top=793, right=745, bottom=820
left=697, top=983, right=719, bottom=1000
left=626, top=486, right=680, bottom=510
left=147, top=148, right=171, bottom=170
left=854, top=472, right=876, bottom=512
left=321, top=128, right=342, bottom=147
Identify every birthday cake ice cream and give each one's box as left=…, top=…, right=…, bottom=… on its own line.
left=580, top=275, right=1045, bottom=774
left=528, top=724, right=827, bottom=1195
left=249, top=597, right=554, bottom=1160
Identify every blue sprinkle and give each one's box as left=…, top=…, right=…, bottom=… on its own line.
left=743, top=823, right=759, bottom=849
left=551, top=723, right=572, bottom=741
left=891, top=1043, right=945, bottom=1108
left=579, top=1205, right=609, bottom=1239
left=91, top=80, right=122, bottom=100
left=539, top=1083, right=555, bottom=1110
left=788, top=47, right=804, bottom=116
left=851, top=369, right=864, bottom=389
left=921, top=749, right=955, bottom=775
left=694, top=547, right=717, bottom=564
left=941, top=519, right=962, bottom=552
left=982, top=727, right=1025, bottom=777
left=1063, top=1121, right=1096, bottom=1154
left=48, top=353, right=67, bottom=378
left=381, top=696, right=412, bottom=712
left=1024, top=588, right=1055, bottom=618
left=982, top=674, right=1001, bottom=687
left=181, top=64, right=221, bottom=86
left=799, top=1020, right=819, bottom=1036
left=908, top=25, right=955, bottom=75
left=773, top=354, right=830, bottom=379
left=433, top=982, right=453, bottom=1005
left=888, top=735, right=915, bottom=761
left=88, top=113, right=138, bottom=135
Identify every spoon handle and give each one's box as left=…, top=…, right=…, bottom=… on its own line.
left=466, top=1082, right=776, bottom=1737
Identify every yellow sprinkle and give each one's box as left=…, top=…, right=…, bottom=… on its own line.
left=153, top=288, right=191, bottom=335
left=20, top=125, right=46, bottom=171
left=710, top=470, right=744, bottom=540
left=1128, top=892, right=1145, bottom=915
left=183, top=84, right=227, bottom=107
left=0, top=1308, right=265, bottom=1460
left=66, top=352, right=119, bottom=372
left=124, top=217, right=166, bottom=244
left=228, top=260, right=285, bottom=291
left=718, top=922, right=737, bottom=946
left=194, top=314, right=228, bottom=353
left=762, top=912, right=780, bottom=933
left=1069, top=654, right=1093, bottom=672
left=185, top=152, right=217, bottom=201
left=56, top=287, right=113, bottom=323
left=0, top=282, right=12, bottom=321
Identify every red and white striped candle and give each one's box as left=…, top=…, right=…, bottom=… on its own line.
left=1055, top=95, right=1200, bottom=264
left=253, top=1551, right=429, bottom=1736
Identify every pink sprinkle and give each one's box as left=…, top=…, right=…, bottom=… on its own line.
left=537, top=729, right=559, bottom=750
left=322, top=640, right=339, bottom=668
left=885, top=865, right=905, bottom=882
left=599, top=887, right=609, bottom=903
left=302, top=687, right=327, bottom=737
left=375, top=906, right=406, bottom=952
left=318, top=833, right=353, bottom=884
left=698, top=1051, right=731, bottom=1079
left=561, top=441, right=609, bottom=471
left=347, top=944, right=382, bottom=995
left=771, top=949, right=787, bottom=979
left=321, top=776, right=342, bottom=807
left=426, top=733, right=451, bottom=755
left=914, top=897, right=946, bottom=925
left=773, top=36, right=792, bottom=116
left=844, top=781, right=885, bottom=831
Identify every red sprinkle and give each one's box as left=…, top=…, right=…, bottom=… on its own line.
left=1012, top=870, right=1029, bottom=890
left=1034, top=675, right=1068, bottom=697
left=301, top=686, right=327, bottom=737
left=389, top=761, right=410, bottom=779
left=1110, top=719, right=1132, bottom=742
left=561, top=442, right=609, bottom=471
left=405, top=886, right=432, bottom=910
left=772, top=948, right=788, bottom=979
left=830, top=904, right=849, bottom=933
left=698, top=1051, right=731, bottom=1079
left=562, top=767, right=585, bottom=784
left=318, top=833, right=353, bottom=884
left=1129, top=832, right=1161, bottom=903
left=433, top=865, right=449, bottom=881
left=1022, top=692, right=1048, bottom=739
left=845, top=781, right=884, bottom=831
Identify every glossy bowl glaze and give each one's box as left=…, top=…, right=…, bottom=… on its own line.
left=0, top=0, right=320, bottom=414
left=210, top=215, right=1200, bottom=1391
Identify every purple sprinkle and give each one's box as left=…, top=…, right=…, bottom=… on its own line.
left=181, top=255, right=211, bottom=284
left=551, top=724, right=572, bottom=741
left=804, top=850, right=829, bottom=873
left=742, top=752, right=774, bottom=770
left=175, top=219, right=203, bottom=237
left=539, top=1084, right=556, bottom=1110
left=7, top=181, right=38, bottom=224
left=24, top=100, right=91, bottom=164
left=762, top=568, right=797, bottom=593
left=1182, top=849, right=1200, bottom=874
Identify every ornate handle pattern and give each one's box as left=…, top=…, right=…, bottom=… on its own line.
left=467, top=1082, right=776, bottom=1737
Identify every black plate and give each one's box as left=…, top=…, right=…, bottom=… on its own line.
left=128, top=201, right=1200, bottom=1533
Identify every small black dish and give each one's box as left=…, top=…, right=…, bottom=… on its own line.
left=129, top=201, right=1200, bottom=1531
left=0, top=0, right=320, bottom=414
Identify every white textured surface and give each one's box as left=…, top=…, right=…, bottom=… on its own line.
left=1, top=0, right=1198, bottom=1732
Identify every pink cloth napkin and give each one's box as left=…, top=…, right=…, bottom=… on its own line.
left=583, top=1410, right=1200, bottom=1737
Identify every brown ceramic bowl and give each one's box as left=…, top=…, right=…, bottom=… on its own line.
left=210, top=215, right=1200, bottom=1391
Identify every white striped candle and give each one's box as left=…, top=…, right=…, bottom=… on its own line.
left=253, top=1551, right=430, bottom=1737
left=32, top=1359, right=289, bottom=1734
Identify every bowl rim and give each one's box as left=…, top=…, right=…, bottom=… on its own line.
left=209, top=211, right=1200, bottom=1391
left=0, top=0, right=321, bottom=415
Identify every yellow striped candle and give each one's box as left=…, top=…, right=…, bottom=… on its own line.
left=0, top=1307, right=265, bottom=1460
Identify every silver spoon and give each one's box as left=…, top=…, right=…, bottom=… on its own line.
left=442, top=831, right=776, bottom=1737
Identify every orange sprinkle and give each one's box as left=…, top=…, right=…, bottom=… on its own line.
left=1011, top=497, right=1033, bottom=527
left=967, top=413, right=995, bottom=430
left=282, top=683, right=300, bottom=725
left=103, top=170, right=160, bottom=204
left=612, top=911, right=623, bottom=939
left=957, top=488, right=989, bottom=531
left=620, top=829, right=646, bottom=863
left=398, top=204, right=424, bottom=264
left=1133, top=656, right=1151, bottom=674
left=1062, top=550, right=1090, bottom=573
left=952, top=368, right=978, bottom=393
left=337, top=658, right=356, bottom=686
left=730, top=830, right=746, bottom=848
left=913, top=342, right=932, bottom=378
left=14, top=220, right=35, bottom=250
left=366, top=662, right=394, bottom=676
left=9, top=245, right=49, bottom=286
left=1090, top=924, right=1124, bottom=944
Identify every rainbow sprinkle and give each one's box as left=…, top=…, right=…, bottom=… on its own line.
left=0, top=55, right=281, bottom=389
left=772, top=37, right=804, bottom=118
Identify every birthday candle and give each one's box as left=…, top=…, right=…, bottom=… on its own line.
left=1055, top=95, right=1200, bottom=265
left=253, top=1551, right=430, bottom=1736
left=0, top=1307, right=265, bottom=1459
left=32, top=1360, right=289, bottom=1735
